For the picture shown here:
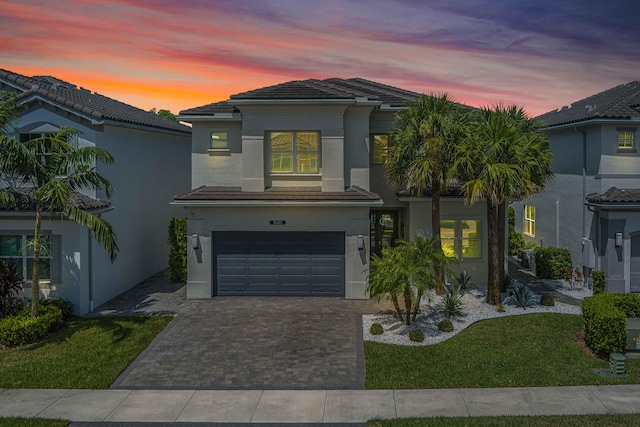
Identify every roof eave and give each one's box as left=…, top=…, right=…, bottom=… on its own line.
left=176, top=113, right=242, bottom=122
left=544, top=117, right=640, bottom=131
left=227, top=98, right=359, bottom=106
left=171, top=200, right=383, bottom=207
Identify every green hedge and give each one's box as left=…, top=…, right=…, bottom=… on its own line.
left=592, top=270, right=606, bottom=295
left=0, top=304, right=63, bottom=347
left=534, top=246, right=572, bottom=279
left=167, top=217, right=187, bottom=283
left=582, top=294, right=640, bottom=356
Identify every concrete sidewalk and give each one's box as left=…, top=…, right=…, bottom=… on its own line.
left=2, top=385, right=640, bottom=424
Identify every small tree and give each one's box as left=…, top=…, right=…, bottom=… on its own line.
left=0, top=93, right=118, bottom=317
left=367, top=235, right=450, bottom=325
left=168, top=217, right=187, bottom=282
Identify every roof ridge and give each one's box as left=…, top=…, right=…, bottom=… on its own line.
left=0, top=68, right=190, bottom=133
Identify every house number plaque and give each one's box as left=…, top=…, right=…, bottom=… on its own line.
left=269, top=220, right=286, bottom=225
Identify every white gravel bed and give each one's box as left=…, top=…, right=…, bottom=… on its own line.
left=540, top=278, right=594, bottom=300
left=363, top=286, right=582, bottom=347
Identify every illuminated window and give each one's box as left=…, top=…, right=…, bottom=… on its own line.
left=210, top=131, right=228, bottom=149
left=0, top=234, right=61, bottom=282
left=618, top=130, right=635, bottom=149
left=524, top=205, right=535, bottom=237
left=270, top=131, right=319, bottom=174
left=440, top=219, right=481, bottom=259
left=373, top=135, right=389, bottom=165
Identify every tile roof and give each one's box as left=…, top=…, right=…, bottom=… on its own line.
left=0, top=187, right=111, bottom=212
left=174, top=185, right=381, bottom=202
left=0, top=69, right=190, bottom=134
left=586, top=187, right=640, bottom=204
left=179, top=77, right=421, bottom=115
left=179, top=100, right=239, bottom=116
left=537, top=81, right=640, bottom=127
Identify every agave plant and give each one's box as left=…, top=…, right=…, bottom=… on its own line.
left=0, top=258, right=24, bottom=318
left=442, top=282, right=464, bottom=317
left=454, top=270, right=472, bottom=290
left=513, top=284, right=533, bottom=309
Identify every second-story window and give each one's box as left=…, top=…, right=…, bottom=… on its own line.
left=373, top=135, right=389, bottom=165
left=524, top=205, right=535, bottom=237
left=618, top=130, right=635, bottom=149
left=270, top=131, right=319, bottom=174
left=210, top=131, right=228, bottom=149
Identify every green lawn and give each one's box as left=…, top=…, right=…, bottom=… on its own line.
left=0, top=316, right=172, bottom=389
left=0, top=418, right=69, bottom=427
left=365, top=313, right=640, bottom=389
left=368, top=414, right=640, bottom=427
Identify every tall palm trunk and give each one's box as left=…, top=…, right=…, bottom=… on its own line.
left=31, top=204, right=42, bottom=317
left=486, top=201, right=501, bottom=305
left=432, top=184, right=445, bottom=295
left=498, top=201, right=507, bottom=292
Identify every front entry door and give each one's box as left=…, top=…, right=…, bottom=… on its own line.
left=370, top=211, right=398, bottom=257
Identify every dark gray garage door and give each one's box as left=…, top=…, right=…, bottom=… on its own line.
left=213, top=231, right=345, bottom=296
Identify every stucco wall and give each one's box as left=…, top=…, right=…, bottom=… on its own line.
left=184, top=205, right=371, bottom=299
left=90, top=124, right=191, bottom=310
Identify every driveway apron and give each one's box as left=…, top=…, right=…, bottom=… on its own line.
left=95, top=272, right=386, bottom=390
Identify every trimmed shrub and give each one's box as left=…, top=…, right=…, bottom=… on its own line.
left=0, top=304, right=63, bottom=347
left=534, top=246, right=572, bottom=279
left=408, top=329, right=424, bottom=342
left=592, top=270, right=606, bottom=295
left=168, top=217, right=187, bottom=283
left=438, top=319, right=454, bottom=332
left=496, top=302, right=505, bottom=312
left=41, top=298, right=74, bottom=320
left=508, top=225, right=525, bottom=256
left=582, top=294, right=640, bottom=356
left=540, top=294, right=555, bottom=306
left=369, top=323, right=384, bottom=335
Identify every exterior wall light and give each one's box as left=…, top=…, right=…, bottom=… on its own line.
left=190, top=234, right=200, bottom=249
left=357, top=235, right=364, bottom=250
left=615, top=232, right=623, bottom=248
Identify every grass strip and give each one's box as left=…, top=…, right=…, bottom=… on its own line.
left=368, top=413, right=640, bottom=427
left=365, top=313, right=640, bottom=389
left=0, top=316, right=172, bottom=389
left=0, top=418, right=69, bottom=427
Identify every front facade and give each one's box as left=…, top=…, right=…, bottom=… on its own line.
left=512, top=81, right=640, bottom=293
left=0, top=69, right=192, bottom=314
left=175, top=78, right=488, bottom=299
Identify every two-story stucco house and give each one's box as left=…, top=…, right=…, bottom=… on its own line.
left=174, top=78, right=488, bottom=299
left=0, top=69, right=191, bottom=314
left=512, top=81, right=640, bottom=293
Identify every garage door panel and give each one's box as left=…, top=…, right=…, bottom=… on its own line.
left=248, top=283, right=280, bottom=294
left=214, top=232, right=344, bottom=296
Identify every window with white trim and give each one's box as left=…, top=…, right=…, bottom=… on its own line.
left=0, top=234, right=61, bottom=282
left=210, top=131, right=228, bottom=149
left=270, top=131, right=319, bottom=174
left=372, top=134, right=389, bottom=165
left=440, top=219, right=481, bottom=259
left=524, top=205, right=535, bottom=237
left=618, top=130, right=635, bottom=149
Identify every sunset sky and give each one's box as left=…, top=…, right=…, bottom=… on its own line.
left=1, top=0, right=638, bottom=117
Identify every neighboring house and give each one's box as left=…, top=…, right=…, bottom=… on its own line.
left=0, top=69, right=191, bottom=314
left=512, top=81, right=640, bottom=293
left=174, top=78, right=488, bottom=299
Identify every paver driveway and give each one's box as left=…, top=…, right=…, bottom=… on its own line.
left=94, top=271, right=387, bottom=390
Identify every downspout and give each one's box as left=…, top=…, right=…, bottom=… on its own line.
left=88, top=227, right=94, bottom=312
left=575, top=127, right=588, bottom=238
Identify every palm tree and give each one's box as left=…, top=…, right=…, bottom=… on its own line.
left=0, top=93, right=119, bottom=317
left=367, top=235, right=450, bottom=325
left=386, top=93, right=469, bottom=293
left=455, top=105, right=553, bottom=304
